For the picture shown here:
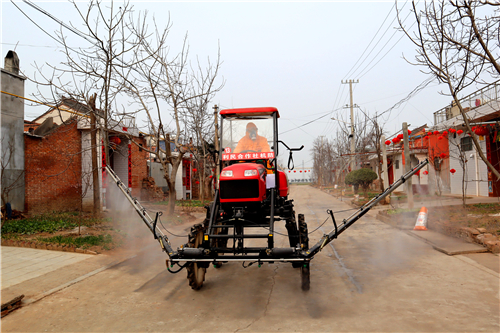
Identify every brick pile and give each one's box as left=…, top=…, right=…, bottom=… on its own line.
left=141, top=177, right=165, bottom=201
left=458, top=227, right=500, bottom=254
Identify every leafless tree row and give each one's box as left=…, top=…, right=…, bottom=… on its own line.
left=22, top=0, right=223, bottom=214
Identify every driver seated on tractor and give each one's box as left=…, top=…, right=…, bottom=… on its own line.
left=233, top=122, right=271, bottom=153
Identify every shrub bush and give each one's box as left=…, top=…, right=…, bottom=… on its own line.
left=345, top=168, right=378, bottom=195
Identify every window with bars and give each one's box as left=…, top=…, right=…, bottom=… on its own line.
left=460, top=137, right=473, bottom=151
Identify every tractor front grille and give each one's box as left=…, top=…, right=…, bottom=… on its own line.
left=220, top=179, right=259, bottom=199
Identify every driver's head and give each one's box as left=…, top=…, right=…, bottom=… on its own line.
left=246, top=122, right=258, bottom=141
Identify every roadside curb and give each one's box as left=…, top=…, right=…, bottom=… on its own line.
left=1, top=240, right=98, bottom=255
left=454, top=255, right=499, bottom=278
left=406, top=230, right=488, bottom=255
left=21, top=253, right=137, bottom=307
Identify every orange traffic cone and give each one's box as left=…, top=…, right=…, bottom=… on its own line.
left=414, top=207, right=428, bottom=231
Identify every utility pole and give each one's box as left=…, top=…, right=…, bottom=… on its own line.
left=402, top=122, right=414, bottom=208
left=381, top=134, right=390, bottom=204
left=213, top=105, right=220, bottom=190
left=341, top=79, right=359, bottom=172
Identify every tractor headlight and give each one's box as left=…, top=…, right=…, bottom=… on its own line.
left=244, top=170, right=258, bottom=176
left=221, top=170, right=233, bottom=177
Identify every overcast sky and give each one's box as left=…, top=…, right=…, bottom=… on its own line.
left=2, top=1, right=472, bottom=173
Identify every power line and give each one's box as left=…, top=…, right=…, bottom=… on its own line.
left=279, top=107, right=344, bottom=135
left=22, top=0, right=95, bottom=45
left=343, top=2, right=397, bottom=80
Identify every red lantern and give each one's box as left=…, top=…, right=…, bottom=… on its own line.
left=408, top=130, right=412, bottom=135
left=423, top=170, right=429, bottom=175
left=109, top=136, right=121, bottom=145
left=457, top=129, right=464, bottom=135
left=434, top=131, right=439, bottom=135
left=474, top=126, right=488, bottom=136
left=209, top=175, right=213, bottom=178
left=438, top=136, right=444, bottom=140
left=443, top=131, right=448, bottom=136
left=193, top=168, right=197, bottom=173
left=288, top=170, right=291, bottom=173
left=449, top=128, right=456, bottom=133
left=385, top=140, right=391, bottom=145
left=294, top=170, right=296, bottom=173
left=415, top=170, right=420, bottom=176
left=450, top=168, right=456, bottom=174
left=300, top=170, right=302, bottom=173
left=195, top=181, right=200, bottom=184
left=397, top=134, right=404, bottom=140
left=440, top=153, right=446, bottom=158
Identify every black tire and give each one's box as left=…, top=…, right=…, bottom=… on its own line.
left=301, top=263, right=310, bottom=291
left=186, top=223, right=206, bottom=290
left=298, top=214, right=309, bottom=250
left=298, top=214, right=310, bottom=290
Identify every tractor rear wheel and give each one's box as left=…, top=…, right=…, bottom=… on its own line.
left=298, top=214, right=309, bottom=250
left=298, top=214, right=310, bottom=290
left=186, top=223, right=206, bottom=290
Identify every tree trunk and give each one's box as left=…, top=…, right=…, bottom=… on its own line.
left=90, top=111, right=100, bottom=216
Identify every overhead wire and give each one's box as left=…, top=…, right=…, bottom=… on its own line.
left=347, top=2, right=410, bottom=80
left=342, top=2, right=397, bottom=80
left=357, top=18, right=417, bottom=78
left=278, top=107, right=344, bottom=135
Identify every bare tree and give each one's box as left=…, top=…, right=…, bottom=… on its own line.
left=181, top=68, right=223, bottom=203
left=398, top=0, right=500, bottom=180
left=121, top=23, right=223, bottom=214
left=23, top=0, right=149, bottom=213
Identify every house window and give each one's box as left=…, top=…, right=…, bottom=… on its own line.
left=460, top=137, right=472, bottom=151
left=395, top=159, right=400, bottom=169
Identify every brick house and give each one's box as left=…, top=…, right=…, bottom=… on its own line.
left=24, top=98, right=148, bottom=213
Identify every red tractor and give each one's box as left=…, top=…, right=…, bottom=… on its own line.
left=185, top=107, right=309, bottom=290
left=105, top=107, right=429, bottom=291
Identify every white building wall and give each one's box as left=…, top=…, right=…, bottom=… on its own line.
left=175, top=163, right=183, bottom=200
left=448, top=134, right=489, bottom=196
left=393, top=154, right=404, bottom=184
left=113, top=140, right=129, bottom=186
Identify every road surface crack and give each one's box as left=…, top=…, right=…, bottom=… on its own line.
left=234, top=265, right=279, bottom=332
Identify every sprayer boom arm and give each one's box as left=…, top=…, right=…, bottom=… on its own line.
left=104, top=166, right=175, bottom=256
left=305, top=158, right=429, bottom=258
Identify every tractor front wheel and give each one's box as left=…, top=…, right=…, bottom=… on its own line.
left=186, top=223, right=206, bottom=290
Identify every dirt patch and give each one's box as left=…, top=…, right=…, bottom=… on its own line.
left=428, top=204, right=500, bottom=236
left=1, top=203, right=202, bottom=254
left=378, top=203, right=500, bottom=253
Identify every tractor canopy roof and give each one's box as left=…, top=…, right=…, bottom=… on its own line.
left=220, top=107, right=280, bottom=118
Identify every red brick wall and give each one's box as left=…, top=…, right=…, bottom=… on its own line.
left=25, top=120, right=82, bottom=213
left=130, top=136, right=148, bottom=199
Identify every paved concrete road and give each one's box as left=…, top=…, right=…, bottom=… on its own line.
left=2, top=185, right=499, bottom=332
